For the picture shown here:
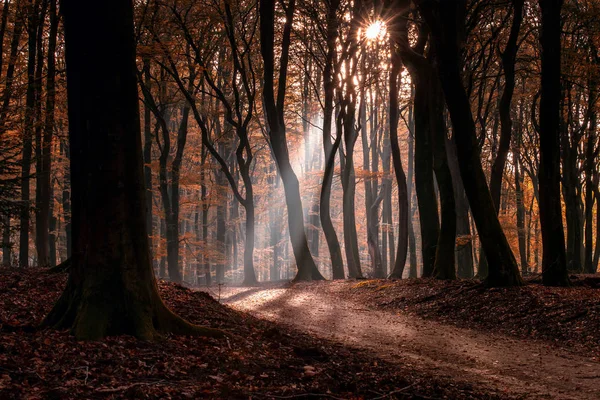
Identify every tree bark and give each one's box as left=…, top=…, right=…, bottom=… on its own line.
left=419, top=0, right=523, bottom=287
left=538, top=0, right=570, bottom=286
left=20, top=0, right=42, bottom=268
left=387, top=6, right=409, bottom=279
left=44, top=0, right=222, bottom=340
left=319, top=0, right=344, bottom=279
left=259, top=0, right=323, bottom=281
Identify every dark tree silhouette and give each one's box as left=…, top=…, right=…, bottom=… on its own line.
left=259, top=0, right=324, bottom=281
left=43, top=0, right=222, bottom=339
left=418, top=0, right=523, bottom=287
left=538, top=0, right=570, bottom=286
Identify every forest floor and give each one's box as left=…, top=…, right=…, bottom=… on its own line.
left=214, top=277, right=600, bottom=400
left=1, top=268, right=521, bottom=400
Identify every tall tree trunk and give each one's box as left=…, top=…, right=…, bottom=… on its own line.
left=33, top=0, right=48, bottom=266
left=319, top=0, right=344, bottom=278
left=406, top=94, right=418, bottom=278
left=430, top=80, right=456, bottom=280
left=259, top=0, right=323, bottom=281
left=446, top=131, right=474, bottom=278
left=583, top=91, right=596, bottom=273
left=36, top=0, right=58, bottom=268
left=269, top=164, right=281, bottom=280
left=341, top=106, right=363, bottom=278
left=20, top=0, right=42, bottom=268
left=2, top=215, right=10, bottom=265
left=489, top=0, right=524, bottom=213
left=200, top=158, right=210, bottom=285
left=538, top=0, right=570, bottom=286
left=44, top=0, right=221, bottom=340
left=142, top=59, right=154, bottom=262
left=396, top=13, right=439, bottom=278
left=61, top=141, right=72, bottom=258
left=419, top=0, right=523, bottom=287
left=362, top=84, right=384, bottom=278
left=387, top=11, right=409, bottom=279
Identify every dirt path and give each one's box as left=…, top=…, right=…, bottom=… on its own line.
left=209, top=281, right=600, bottom=399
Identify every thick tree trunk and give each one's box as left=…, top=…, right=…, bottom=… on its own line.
left=538, top=0, right=570, bottom=286
left=419, top=0, right=523, bottom=287
left=44, top=0, right=222, bottom=340
left=413, top=83, right=440, bottom=278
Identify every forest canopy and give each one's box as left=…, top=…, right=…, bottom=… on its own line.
left=0, top=0, right=598, bottom=290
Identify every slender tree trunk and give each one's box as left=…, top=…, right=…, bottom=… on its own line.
left=583, top=93, right=596, bottom=273
left=406, top=95, right=418, bottom=278
left=60, top=141, right=72, bottom=258
left=387, top=16, right=409, bottom=279
left=446, top=131, right=474, bottom=278
left=200, top=166, right=210, bottom=285
left=35, top=0, right=58, bottom=268
left=2, top=215, right=10, bottom=265
left=259, top=0, right=323, bottom=281
left=269, top=164, right=281, bottom=280
left=0, top=0, right=10, bottom=74
left=320, top=42, right=345, bottom=278
left=142, top=60, right=154, bottom=261
left=20, top=0, right=42, bottom=268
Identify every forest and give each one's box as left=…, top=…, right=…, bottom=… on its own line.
left=0, top=0, right=599, bottom=398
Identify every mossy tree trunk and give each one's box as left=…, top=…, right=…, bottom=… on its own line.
left=43, top=0, right=222, bottom=340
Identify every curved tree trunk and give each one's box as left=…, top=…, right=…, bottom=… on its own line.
left=419, top=0, right=523, bottom=287
left=259, top=0, right=323, bottom=282
left=387, top=15, right=409, bottom=279
left=395, top=9, right=438, bottom=278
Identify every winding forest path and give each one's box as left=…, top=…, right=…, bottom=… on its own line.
left=209, top=281, right=600, bottom=399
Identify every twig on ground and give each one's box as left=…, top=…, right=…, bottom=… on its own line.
left=369, top=383, right=416, bottom=399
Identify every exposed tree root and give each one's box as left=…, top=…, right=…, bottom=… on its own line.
left=47, top=258, right=72, bottom=274
left=43, top=269, right=225, bottom=340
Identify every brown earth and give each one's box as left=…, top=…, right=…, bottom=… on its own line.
left=1, top=268, right=518, bottom=399
left=217, top=279, right=600, bottom=400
